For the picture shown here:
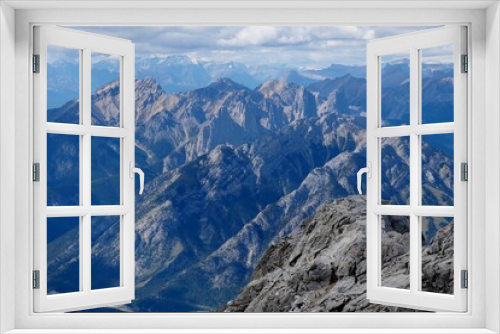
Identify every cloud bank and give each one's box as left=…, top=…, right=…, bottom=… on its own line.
left=63, top=26, right=441, bottom=67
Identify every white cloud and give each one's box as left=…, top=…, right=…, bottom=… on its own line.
left=325, top=40, right=343, bottom=47
left=363, top=29, right=376, bottom=40
left=218, top=26, right=279, bottom=46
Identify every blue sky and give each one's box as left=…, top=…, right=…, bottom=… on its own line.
left=63, top=26, right=446, bottom=68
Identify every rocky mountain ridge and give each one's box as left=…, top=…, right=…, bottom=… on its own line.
left=222, top=196, right=453, bottom=312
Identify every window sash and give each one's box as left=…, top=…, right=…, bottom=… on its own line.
left=32, top=25, right=136, bottom=313
left=366, top=26, right=468, bottom=312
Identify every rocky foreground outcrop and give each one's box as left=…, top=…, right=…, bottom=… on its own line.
left=223, top=196, right=453, bottom=312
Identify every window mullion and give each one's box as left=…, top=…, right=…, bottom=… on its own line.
left=82, top=47, right=92, bottom=294
left=413, top=123, right=454, bottom=135
left=416, top=47, right=424, bottom=293
left=373, top=124, right=455, bottom=138
left=409, top=46, right=420, bottom=294
left=372, top=126, right=411, bottom=138
left=119, top=56, right=125, bottom=287
left=79, top=48, right=84, bottom=292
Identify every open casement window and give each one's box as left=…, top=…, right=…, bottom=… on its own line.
left=364, top=26, right=467, bottom=312
left=33, top=26, right=141, bottom=312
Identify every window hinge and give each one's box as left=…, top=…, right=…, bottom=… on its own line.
left=33, top=54, right=40, bottom=73
left=33, top=163, right=40, bottom=182
left=33, top=270, right=40, bottom=289
left=461, top=270, right=468, bottom=289
left=461, top=162, right=468, bottom=181
left=461, top=54, right=468, bottom=73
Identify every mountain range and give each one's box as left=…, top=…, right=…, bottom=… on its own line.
left=45, top=59, right=454, bottom=312
left=47, top=55, right=451, bottom=110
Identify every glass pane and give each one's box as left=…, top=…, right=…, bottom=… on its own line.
left=91, top=52, right=121, bottom=127
left=47, top=133, right=80, bottom=206
left=47, top=217, right=80, bottom=295
left=91, top=137, right=121, bottom=205
left=421, top=45, right=454, bottom=124
left=91, top=216, right=121, bottom=290
left=47, top=44, right=80, bottom=123
left=381, top=52, right=410, bottom=127
left=381, top=215, right=410, bottom=289
left=381, top=136, right=410, bottom=205
left=421, top=133, right=454, bottom=206
left=421, top=217, right=454, bottom=295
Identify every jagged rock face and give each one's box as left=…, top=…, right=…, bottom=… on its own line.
left=91, top=80, right=121, bottom=126
left=130, top=77, right=320, bottom=173
left=158, top=79, right=318, bottom=171
left=222, top=196, right=453, bottom=312
left=380, top=137, right=411, bottom=204
left=309, top=75, right=367, bottom=117
left=257, top=80, right=317, bottom=123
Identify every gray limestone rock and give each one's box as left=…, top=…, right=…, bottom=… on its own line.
left=222, top=196, right=453, bottom=312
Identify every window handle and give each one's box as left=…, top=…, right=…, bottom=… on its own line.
left=129, top=162, right=145, bottom=195
left=357, top=162, right=371, bottom=195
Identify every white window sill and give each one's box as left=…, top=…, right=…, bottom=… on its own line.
left=4, top=330, right=498, bottom=334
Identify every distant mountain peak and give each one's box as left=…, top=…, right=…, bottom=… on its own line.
left=95, top=78, right=164, bottom=100
left=135, top=77, right=166, bottom=104
left=308, top=74, right=365, bottom=96
left=203, top=77, right=248, bottom=92
left=158, top=54, right=199, bottom=66
left=94, top=79, right=120, bottom=96
left=135, top=77, right=164, bottom=91
left=257, top=80, right=301, bottom=96
left=338, top=73, right=353, bottom=79
left=214, top=77, right=242, bottom=85
left=383, top=61, right=410, bottom=72
left=257, top=80, right=292, bottom=101
left=259, top=79, right=289, bottom=89
left=137, top=76, right=158, bottom=85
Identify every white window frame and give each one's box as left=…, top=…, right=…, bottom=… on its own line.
left=1, top=2, right=498, bottom=333
left=32, top=25, right=136, bottom=313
